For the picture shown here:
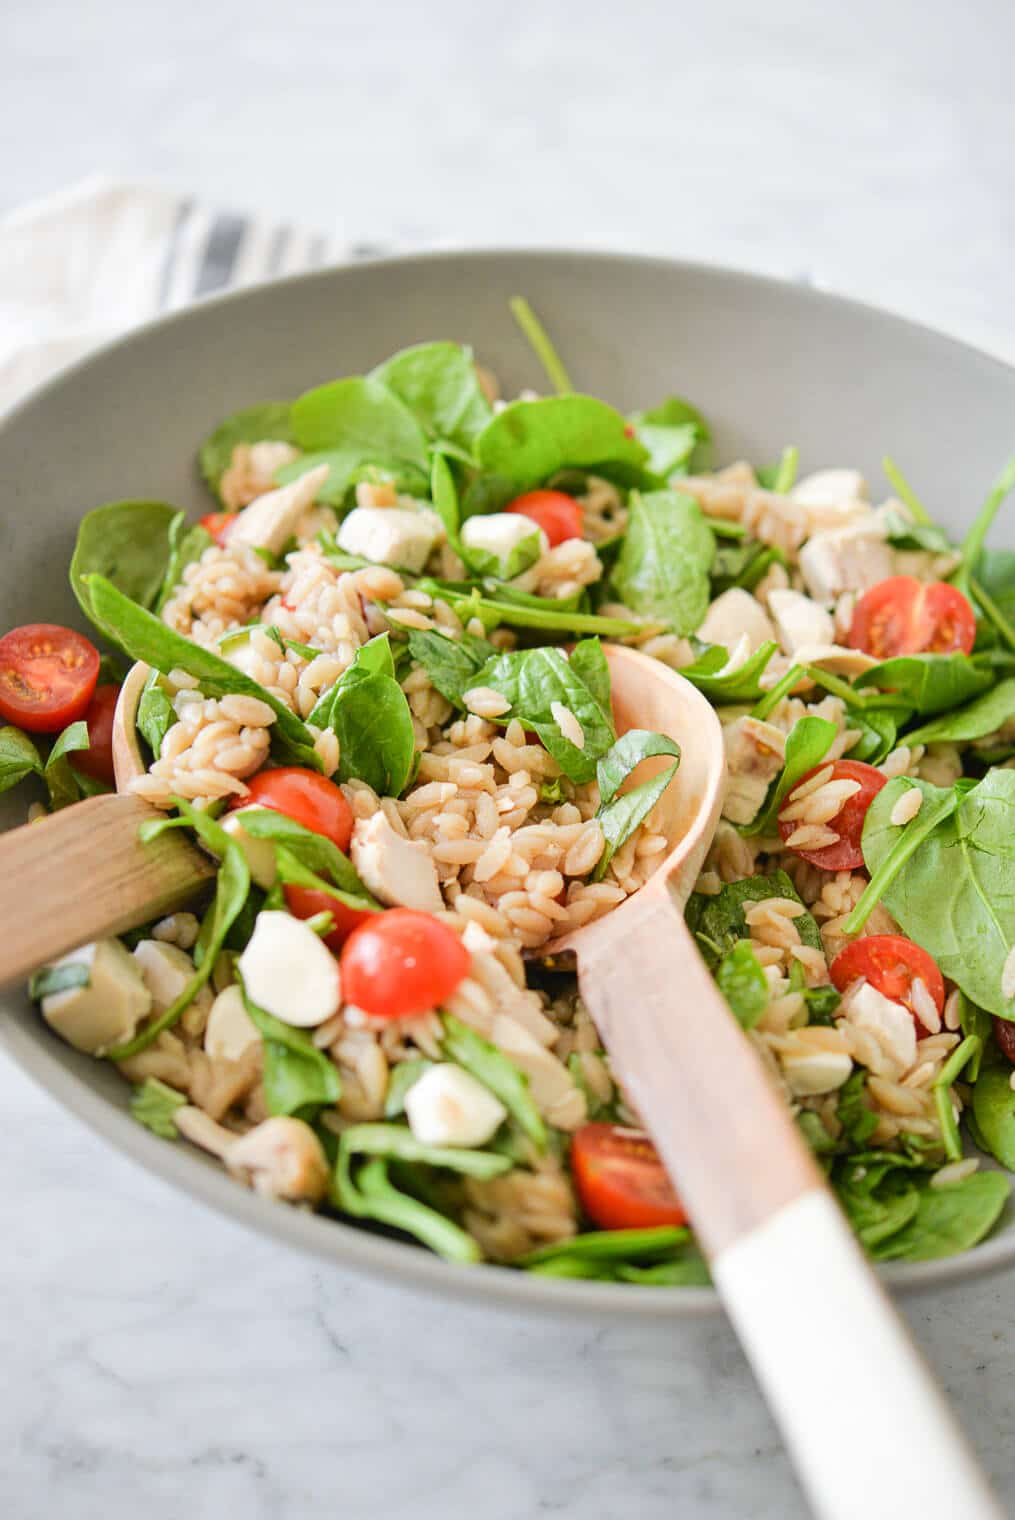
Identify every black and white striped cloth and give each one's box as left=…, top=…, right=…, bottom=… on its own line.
left=0, top=176, right=383, bottom=415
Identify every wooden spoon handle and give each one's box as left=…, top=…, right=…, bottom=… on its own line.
left=578, top=889, right=1000, bottom=1520
left=0, top=793, right=214, bottom=989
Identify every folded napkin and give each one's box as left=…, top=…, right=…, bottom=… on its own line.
left=0, top=176, right=351, bottom=416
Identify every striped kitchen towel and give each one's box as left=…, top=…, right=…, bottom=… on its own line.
left=0, top=176, right=380, bottom=416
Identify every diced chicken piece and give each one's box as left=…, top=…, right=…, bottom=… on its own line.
left=40, top=939, right=152, bottom=1054
left=781, top=1046, right=853, bottom=1097
left=349, top=812, right=443, bottom=914
left=799, top=523, right=894, bottom=603
left=133, top=939, right=198, bottom=1011
left=721, top=716, right=786, bottom=825
left=229, top=464, right=330, bottom=556
left=697, top=588, right=776, bottom=654
left=404, top=1063, right=507, bottom=1147
left=842, top=980, right=917, bottom=1077
left=487, top=1013, right=587, bottom=1130
left=204, top=984, right=260, bottom=1062
left=221, top=806, right=279, bottom=890
left=767, top=588, right=835, bottom=655
left=226, top=1116, right=330, bottom=1202
left=337, top=505, right=443, bottom=573
left=237, top=911, right=341, bottom=1027
left=460, top=513, right=549, bottom=577
left=790, top=469, right=868, bottom=509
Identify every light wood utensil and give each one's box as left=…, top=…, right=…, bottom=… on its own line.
left=0, top=646, right=1001, bottom=1518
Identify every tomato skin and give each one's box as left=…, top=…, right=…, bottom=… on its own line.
left=993, top=1018, right=1015, bottom=1064
left=571, top=1123, right=687, bottom=1231
left=830, top=934, right=945, bottom=1027
left=200, top=511, right=239, bottom=545
left=283, top=884, right=375, bottom=952
left=848, top=576, right=976, bottom=658
left=237, top=767, right=354, bottom=852
left=340, top=909, right=470, bottom=1019
left=0, top=624, right=100, bottom=733
left=777, top=758, right=887, bottom=870
left=73, top=684, right=120, bottom=785
left=505, top=489, right=583, bottom=547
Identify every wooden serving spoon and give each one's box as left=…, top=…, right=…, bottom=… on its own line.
left=0, top=647, right=1000, bottom=1518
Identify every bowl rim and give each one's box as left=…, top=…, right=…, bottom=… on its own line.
left=3, top=245, right=1015, bottom=1318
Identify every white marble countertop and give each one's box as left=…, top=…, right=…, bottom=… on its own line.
left=5, top=1, right=1015, bottom=1515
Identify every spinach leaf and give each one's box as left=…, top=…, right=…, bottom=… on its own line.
left=332, top=671, right=416, bottom=797
left=383, top=1058, right=435, bottom=1119
left=678, top=641, right=779, bottom=703
left=85, top=575, right=321, bottom=769
left=290, top=375, right=429, bottom=467
left=339, top=1155, right=480, bottom=1264
left=238, top=808, right=378, bottom=906
left=976, top=548, right=1015, bottom=633
left=404, top=626, right=495, bottom=708
left=593, top=763, right=679, bottom=881
left=521, top=1226, right=688, bottom=1267
left=475, top=395, right=649, bottom=492
left=442, top=1014, right=546, bottom=1150
left=880, top=508, right=952, bottom=555
left=429, top=450, right=460, bottom=539
left=136, top=672, right=176, bottom=760
left=0, top=725, right=42, bottom=794
left=859, top=770, right=1015, bottom=1014
left=871, top=1171, right=1009, bottom=1261
left=458, top=590, right=643, bottom=639
left=835, top=1069, right=879, bottom=1147
left=596, top=729, right=680, bottom=806
left=959, top=991, right=992, bottom=1082
left=740, top=715, right=837, bottom=838
left=855, top=653, right=993, bottom=715
left=70, top=500, right=180, bottom=628
left=616, top=1245, right=712, bottom=1286
left=155, top=513, right=213, bottom=612
left=756, top=445, right=799, bottom=495
left=972, top=1065, right=1015, bottom=1170
left=370, top=341, right=492, bottom=450
left=241, top=981, right=341, bottom=1120
left=199, top=401, right=295, bottom=497
left=717, top=941, right=769, bottom=1030
left=473, top=646, right=615, bottom=783
left=881, top=455, right=934, bottom=526
left=711, top=540, right=786, bottom=597
left=933, top=1034, right=982, bottom=1160
left=845, top=707, right=898, bottom=765
left=836, top=1166, right=920, bottom=1249
left=569, top=638, right=612, bottom=715
left=611, top=490, right=715, bottom=635
left=689, top=871, right=822, bottom=971
left=905, top=678, right=1015, bottom=748
left=43, top=720, right=91, bottom=811
left=628, top=396, right=710, bottom=477
left=130, top=1077, right=188, bottom=1139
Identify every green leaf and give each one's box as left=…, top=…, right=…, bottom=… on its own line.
left=959, top=991, right=992, bottom=1082
left=337, top=1121, right=513, bottom=1180
left=473, top=646, right=615, bottom=783
left=757, top=445, right=799, bottom=495
left=522, top=1226, right=688, bottom=1267
left=845, top=707, right=898, bottom=765
left=199, top=402, right=295, bottom=498
left=871, top=1170, right=1009, bottom=1261
left=717, top=941, right=769, bottom=1030
left=881, top=456, right=934, bottom=526
left=339, top=1156, right=481, bottom=1264
left=628, top=396, right=710, bottom=477
left=710, top=541, right=786, bottom=597
left=596, top=728, right=680, bottom=807
left=475, top=395, right=649, bottom=493
left=332, top=670, right=416, bottom=797
left=442, top=1014, right=546, bottom=1150
left=383, top=1059, right=435, bottom=1119
left=616, top=1246, right=712, bottom=1287
left=404, top=626, right=495, bottom=708
left=593, top=763, right=678, bottom=881
left=836, top=1167, right=920, bottom=1249
left=136, top=672, right=176, bottom=760
left=835, top=1070, right=879, bottom=1147
left=29, top=961, right=90, bottom=1000
left=43, top=719, right=91, bottom=811
left=238, top=809, right=377, bottom=906
left=679, top=640, right=779, bottom=703
left=290, top=374, right=429, bottom=464
left=241, top=981, right=341, bottom=1120
left=689, top=871, right=824, bottom=972
left=740, top=715, right=837, bottom=838
left=611, top=490, right=715, bottom=635
left=508, top=296, right=574, bottom=395
left=972, top=1065, right=1015, bottom=1170
left=855, top=653, right=993, bottom=715
left=0, top=725, right=42, bottom=794
left=85, top=575, right=321, bottom=769
left=70, top=500, right=180, bottom=628
left=370, top=341, right=492, bottom=450
left=429, top=450, right=460, bottom=539
left=130, top=1077, right=188, bottom=1139
left=155, top=513, right=213, bottom=613
left=568, top=638, right=612, bottom=715
left=953, top=453, right=1015, bottom=600
left=905, top=678, right=1015, bottom=748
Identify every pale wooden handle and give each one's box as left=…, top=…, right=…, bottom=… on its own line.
left=714, top=1191, right=1001, bottom=1520
left=0, top=793, right=214, bottom=988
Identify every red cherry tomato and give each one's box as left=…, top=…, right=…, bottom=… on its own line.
left=73, top=684, right=120, bottom=785
left=505, top=489, right=583, bottom=547
left=283, top=884, right=375, bottom=952
left=571, top=1124, right=687, bottom=1231
left=200, top=511, right=239, bottom=546
left=340, top=909, right=470, bottom=1019
left=777, top=758, right=887, bottom=870
left=0, top=623, right=100, bottom=734
left=237, top=767, right=354, bottom=852
left=830, top=934, right=945, bottom=1029
left=993, top=1018, right=1015, bottom=1064
left=848, top=576, right=976, bottom=658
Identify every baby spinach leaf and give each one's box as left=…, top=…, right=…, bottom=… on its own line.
left=136, top=672, right=176, bottom=760
left=933, top=1034, right=982, bottom=1160
left=85, top=575, right=322, bottom=769
left=740, top=715, right=837, bottom=839
left=905, top=678, right=1015, bottom=748
left=755, top=445, right=799, bottom=495
left=593, top=763, right=678, bottom=880
left=855, top=653, right=993, bottom=715
left=616, top=1244, right=712, bottom=1286
left=429, top=450, right=460, bottom=538
left=130, top=1077, right=188, bottom=1139
left=155, top=513, right=213, bottom=612
left=972, top=1065, right=1015, bottom=1170
left=241, top=981, right=341, bottom=1120
left=711, top=540, right=786, bottom=597
left=717, top=941, right=769, bottom=1030
left=337, top=1122, right=511, bottom=1185
left=0, top=725, right=42, bottom=794
left=475, top=395, right=649, bottom=492
left=290, top=375, right=429, bottom=468
left=835, top=1070, right=879, bottom=1147
left=404, top=626, right=495, bottom=708
left=473, top=646, right=615, bottom=783
left=611, top=489, right=715, bottom=635
left=70, top=500, right=180, bottom=628
left=689, top=871, right=822, bottom=971
left=678, top=641, right=779, bottom=703
left=569, top=638, right=611, bottom=715
left=383, top=1059, right=435, bottom=1119
left=333, top=671, right=416, bottom=797
left=370, top=341, right=492, bottom=450
left=628, top=396, right=710, bottom=477
left=43, top=720, right=91, bottom=811
left=976, top=549, right=1015, bottom=632
left=199, top=401, right=295, bottom=497
left=238, top=809, right=378, bottom=906
left=845, top=707, right=898, bottom=765
left=509, top=296, right=574, bottom=395
left=959, top=992, right=992, bottom=1082
left=836, top=1166, right=920, bottom=1249
left=521, top=1226, right=688, bottom=1268
left=871, top=1170, right=1009, bottom=1261
left=442, top=1014, right=546, bottom=1151
left=596, top=729, right=680, bottom=806
left=338, top=1155, right=481, bottom=1263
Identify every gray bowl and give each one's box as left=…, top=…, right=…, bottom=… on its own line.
left=2, top=251, right=1013, bottom=1317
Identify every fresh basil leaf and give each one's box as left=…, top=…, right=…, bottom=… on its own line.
left=475, top=395, right=649, bottom=492
left=85, top=575, right=321, bottom=769
left=130, top=1077, right=188, bottom=1139
left=855, top=653, right=993, bottom=715
left=383, top=1059, right=435, bottom=1119
left=678, top=640, right=779, bottom=703
left=593, top=762, right=678, bottom=880
left=740, top=715, right=837, bottom=838
left=441, top=1014, right=546, bottom=1151
left=690, top=871, right=823, bottom=972
left=136, top=671, right=176, bottom=760
left=905, top=677, right=1015, bottom=748
left=238, top=808, right=378, bottom=906
left=568, top=638, right=612, bottom=716
left=611, top=489, right=715, bottom=635
left=70, top=500, right=180, bottom=628
left=404, top=626, right=495, bottom=708
left=333, top=671, right=416, bottom=797
left=29, top=961, right=90, bottom=1000
left=370, top=341, right=492, bottom=450
left=155, top=513, right=213, bottom=613
left=871, top=1170, right=1009, bottom=1261
left=717, top=941, right=769, bottom=1030
left=596, top=728, right=680, bottom=806
left=241, top=980, right=341, bottom=1120
left=474, top=646, right=615, bottom=783
left=628, top=396, right=710, bottom=476
left=0, top=725, right=42, bottom=794
left=199, top=401, right=295, bottom=498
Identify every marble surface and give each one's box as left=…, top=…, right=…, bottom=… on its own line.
left=5, top=1, right=1015, bottom=1515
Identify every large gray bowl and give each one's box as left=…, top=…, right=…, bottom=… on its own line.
left=2, top=251, right=1014, bottom=1317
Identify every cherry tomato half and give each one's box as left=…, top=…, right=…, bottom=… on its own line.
left=0, top=624, right=100, bottom=734
left=283, top=884, right=375, bottom=953
left=73, top=683, right=120, bottom=786
left=340, top=909, right=470, bottom=1019
left=830, top=934, right=945, bottom=1029
left=777, top=758, right=887, bottom=870
left=237, top=767, right=354, bottom=852
left=993, top=1018, right=1015, bottom=1065
left=848, top=576, right=976, bottom=658
left=200, top=511, right=239, bottom=546
left=571, top=1124, right=687, bottom=1231
left=505, top=489, right=583, bottom=547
